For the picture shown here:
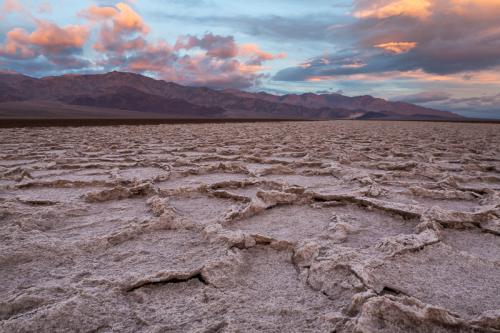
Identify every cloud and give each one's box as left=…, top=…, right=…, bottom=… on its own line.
left=239, top=43, right=286, bottom=65
left=171, top=55, right=266, bottom=89
left=448, top=93, right=500, bottom=108
left=374, top=42, right=417, bottom=54
left=124, top=40, right=176, bottom=71
left=156, top=37, right=284, bottom=89
left=427, top=92, right=500, bottom=119
left=27, top=21, right=88, bottom=54
left=388, top=87, right=500, bottom=119
left=79, top=2, right=150, bottom=54
left=275, top=0, right=500, bottom=83
left=77, top=3, right=282, bottom=89
left=0, top=1, right=90, bottom=72
left=275, top=49, right=384, bottom=81
left=0, top=0, right=23, bottom=18
left=150, top=13, right=345, bottom=42
left=77, top=3, right=283, bottom=88
left=0, top=20, right=89, bottom=66
left=0, top=28, right=36, bottom=59
left=175, top=33, right=239, bottom=59
left=81, top=2, right=149, bottom=35
left=0, top=2, right=283, bottom=88
left=354, top=0, right=432, bottom=20
left=316, top=89, right=344, bottom=95
left=2, top=0, right=21, bottom=10
left=394, top=91, right=452, bottom=103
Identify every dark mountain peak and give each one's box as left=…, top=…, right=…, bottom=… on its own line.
left=103, top=70, right=143, bottom=78
left=0, top=72, right=36, bottom=97
left=354, top=94, right=376, bottom=100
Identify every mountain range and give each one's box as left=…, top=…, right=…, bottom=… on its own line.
left=0, top=71, right=463, bottom=120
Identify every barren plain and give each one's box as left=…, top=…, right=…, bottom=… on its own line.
left=1, top=120, right=499, bottom=333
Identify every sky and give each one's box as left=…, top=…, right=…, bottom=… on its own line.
left=1, top=0, right=500, bottom=118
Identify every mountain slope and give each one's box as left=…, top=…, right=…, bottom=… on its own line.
left=63, top=86, right=227, bottom=118
left=0, top=71, right=463, bottom=120
left=223, top=90, right=461, bottom=119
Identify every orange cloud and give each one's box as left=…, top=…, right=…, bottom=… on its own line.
left=2, top=0, right=22, bottom=12
left=81, top=3, right=273, bottom=88
left=30, top=21, right=88, bottom=51
left=0, top=21, right=89, bottom=58
left=0, top=28, right=35, bottom=58
left=0, top=1, right=285, bottom=89
left=168, top=34, right=283, bottom=87
left=81, top=2, right=149, bottom=34
left=0, top=0, right=28, bottom=20
left=113, top=3, right=149, bottom=34
left=159, top=42, right=281, bottom=88
left=375, top=41, right=417, bottom=54
left=304, top=68, right=500, bottom=85
left=449, top=0, right=500, bottom=17
left=341, top=61, right=367, bottom=69
left=80, top=3, right=151, bottom=56
left=239, top=44, right=286, bottom=61
left=355, top=0, right=500, bottom=21
left=84, top=6, right=119, bottom=20
left=355, top=0, right=432, bottom=20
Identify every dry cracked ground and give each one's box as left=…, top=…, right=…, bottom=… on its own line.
left=1, top=121, right=499, bottom=333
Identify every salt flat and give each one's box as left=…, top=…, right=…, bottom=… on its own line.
left=1, top=120, right=499, bottom=333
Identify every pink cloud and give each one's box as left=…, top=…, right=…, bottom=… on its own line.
left=354, top=0, right=433, bottom=20
left=81, top=2, right=149, bottom=35
left=79, top=3, right=282, bottom=89
left=0, top=2, right=285, bottom=89
left=0, top=21, right=89, bottom=59
left=3, top=0, right=22, bottom=12
left=374, top=41, right=417, bottom=54
left=239, top=44, right=286, bottom=64
left=274, top=0, right=500, bottom=84
left=0, top=28, right=36, bottom=59
left=0, top=0, right=29, bottom=20
left=175, top=33, right=239, bottom=59
left=29, top=21, right=88, bottom=52
left=80, top=2, right=150, bottom=55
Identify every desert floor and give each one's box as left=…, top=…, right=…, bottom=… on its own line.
left=1, top=120, right=499, bottom=333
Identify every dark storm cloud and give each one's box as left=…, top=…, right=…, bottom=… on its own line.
left=274, top=0, right=500, bottom=81
left=274, top=49, right=422, bottom=81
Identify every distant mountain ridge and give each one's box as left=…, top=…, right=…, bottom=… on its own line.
left=0, top=71, right=463, bottom=120
left=222, top=89, right=454, bottom=119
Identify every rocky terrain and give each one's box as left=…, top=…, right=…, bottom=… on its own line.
left=0, top=71, right=462, bottom=120
left=0, top=120, right=499, bottom=332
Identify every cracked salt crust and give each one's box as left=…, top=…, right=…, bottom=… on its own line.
left=0, top=120, right=499, bottom=332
